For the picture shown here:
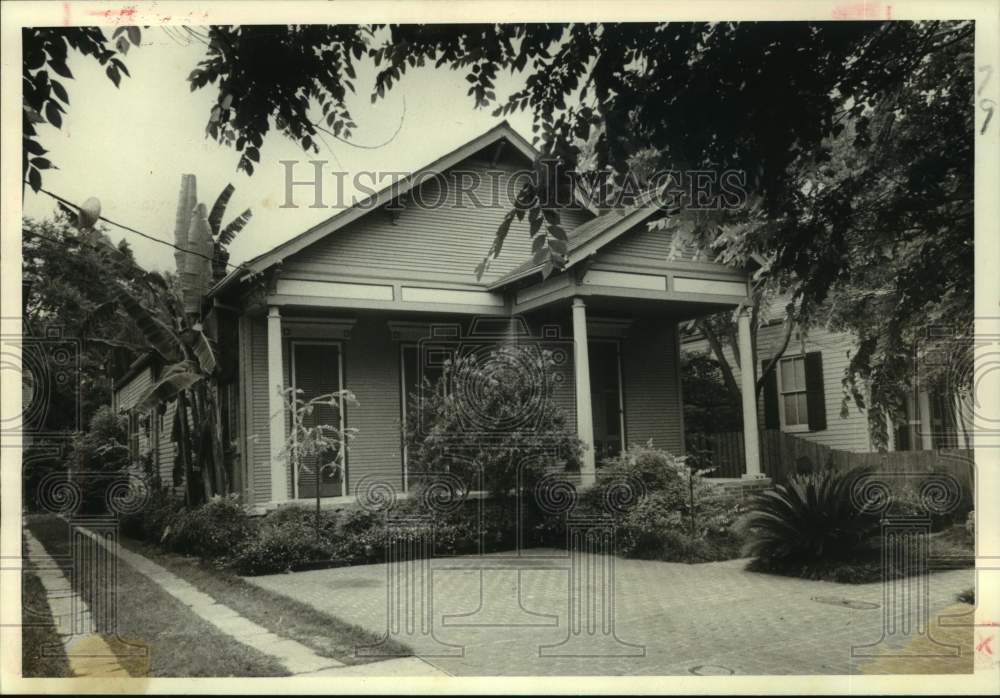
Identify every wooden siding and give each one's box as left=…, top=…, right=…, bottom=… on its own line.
left=621, top=319, right=684, bottom=453
left=114, top=367, right=153, bottom=412
left=594, top=218, right=698, bottom=265
left=682, top=323, right=873, bottom=452
left=113, top=368, right=186, bottom=493
left=342, top=316, right=405, bottom=491
left=281, top=160, right=591, bottom=286
left=248, top=315, right=272, bottom=505
left=279, top=315, right=406, bottom=497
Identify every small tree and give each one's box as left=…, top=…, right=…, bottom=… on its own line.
left=280, top=386, right=358, bottom=542
left=405, top=344, right=583, bottom=506
left=67, top=405, right=131, bottom=513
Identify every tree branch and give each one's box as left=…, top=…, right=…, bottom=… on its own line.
left=756, top=302, right=797, bottom=398
left=696, top=317, right=741, bottom=404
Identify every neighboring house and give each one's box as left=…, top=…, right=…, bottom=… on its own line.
left=113, top=122, right=760, bottom=511
left=681, top=307, right=967, bottom=458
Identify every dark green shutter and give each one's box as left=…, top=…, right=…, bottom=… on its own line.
left=805, top=351, right=827, bottom=431
left=761, top=360, right=780, bottom=429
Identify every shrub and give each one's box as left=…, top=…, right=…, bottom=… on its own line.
left=265, top=505, right=340, bottom=537
left=405, top=344, right=583, bottom=500
left=119, top=488, right=183, bottom=543
left=740, top=466, right=880, bottom=563
left=618, top=492, right=685, bottom=557
left=67, top=405, right=131, bottom=514
left=585, top=443, right=726, bottom=532
left=594, top=443, right=687, bottom=499
left=167, top=494, right=256, bottom=559
left=232, top=521, right=333, bottom=575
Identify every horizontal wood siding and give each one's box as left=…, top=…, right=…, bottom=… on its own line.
left=281, top=160, right=590, bottom=285
left=114, top=367, right=153, bottom=412
left=343, top=316, right=405, bottom=491
left=521, top=317, right=577, bottom=430
left=249, top=316, right=272, bottom=505
left=683, top=323, right=873, bottom=452
left=595, top=219, right=698, bottom=264
left=622, top=319, right=683, bottom=453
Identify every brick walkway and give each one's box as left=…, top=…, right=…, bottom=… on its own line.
left=246, top=549, right=974, bottom=676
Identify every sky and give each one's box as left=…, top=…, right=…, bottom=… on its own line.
left=22, top=27, right=538, bottom=272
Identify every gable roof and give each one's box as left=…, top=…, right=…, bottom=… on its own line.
left=486, top=199, right=667, bottom=290
left=211, top=121, right=589, bottom=297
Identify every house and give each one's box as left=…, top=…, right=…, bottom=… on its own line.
left=680, top=302, right=969, bottom=468
left=113, top=122, right=764, bottom=511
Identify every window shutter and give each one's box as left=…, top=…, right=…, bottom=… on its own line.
left=805, top=351, right=827, bottom=431
left=761, top=360, right=780, bottom=429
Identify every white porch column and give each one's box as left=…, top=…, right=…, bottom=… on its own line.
left=737, top=307, right=763, bottom=478
left=267, top=306, right=289, bottom=502
left=884, top=410, right=897, bottom=452
left=572, top=297, right=596, bottom=487
left=918, top=389, right=935, bottom=450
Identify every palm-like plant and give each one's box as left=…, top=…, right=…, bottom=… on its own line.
left=71, top=177, right=252, bottom=504
left=740, top=467, right=881, bottom=562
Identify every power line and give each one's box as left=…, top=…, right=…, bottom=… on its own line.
left=30, top=185, right=245, bottom=272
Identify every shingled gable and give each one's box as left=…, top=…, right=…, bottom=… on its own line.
left=209, top=121, right=596, bottom=297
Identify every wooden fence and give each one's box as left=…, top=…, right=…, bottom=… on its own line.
left=688, top=430, right=974, bottom=494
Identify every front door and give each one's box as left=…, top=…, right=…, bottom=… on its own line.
left=292, top=342, right=345, bottom=498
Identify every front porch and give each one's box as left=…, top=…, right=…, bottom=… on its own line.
left=238, top=262, right=764, bottom=510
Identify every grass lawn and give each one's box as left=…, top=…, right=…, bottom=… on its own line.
left=745, top=524, right=975, bottom=584
left=26, top=516, right=288, bottom=677
left=21, top=566, right=72, bottom=677
left=118, top=535, right=410, bottom=664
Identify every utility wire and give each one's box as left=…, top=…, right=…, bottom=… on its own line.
left=31, top=185, right=246, bottom=272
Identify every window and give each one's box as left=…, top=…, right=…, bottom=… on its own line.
left=778, top=355, right=809, bottom=428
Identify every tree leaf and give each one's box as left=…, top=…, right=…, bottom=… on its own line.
left=208, top=183, right=235, bottom=236
left=136, top=360, right=204, bottom=410
left=50, top=59, right=72, bottom=79
left=218, top=209, right=253, bottom=245
left=24, top=139, right=47, bottom=156
left=44, top=101, right=62, bottom=128
left=50, top=79, right=69, bottom=104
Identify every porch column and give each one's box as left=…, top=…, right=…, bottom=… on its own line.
left=572, top=297, right=596, bottom=486
left=267, top=306, right=289, bottom=502
left=918, top=389, right=935, bottom=450
left=884, top=410, right=897, bottom=452
left=737, top=307, right=763, bottom=478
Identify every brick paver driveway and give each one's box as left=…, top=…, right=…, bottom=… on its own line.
left=246, top=550, right=973, bottom=676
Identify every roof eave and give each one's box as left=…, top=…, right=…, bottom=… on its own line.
left=234, top=121, right=541, bottom=279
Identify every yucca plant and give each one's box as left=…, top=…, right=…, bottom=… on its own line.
left=740, top=466, right=881, bottom=562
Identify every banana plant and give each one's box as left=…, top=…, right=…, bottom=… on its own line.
left=75, top=177, right=252, bottom=504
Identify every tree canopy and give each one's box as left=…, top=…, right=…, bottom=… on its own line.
left=23, top=22, right=975, bottom=436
